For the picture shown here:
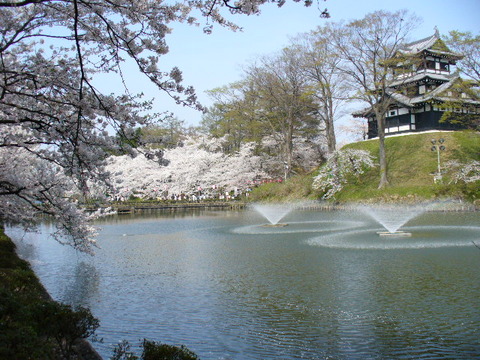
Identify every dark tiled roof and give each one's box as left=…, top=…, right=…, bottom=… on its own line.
left=399, top=33, right=439, bottom=55
left=388, top=77, right=480, bottom=106
left=397, top=30, right=462, bottom=60
left=353, top=77, right=480, bottom=117
left=389, top=72, right=452, bottom=87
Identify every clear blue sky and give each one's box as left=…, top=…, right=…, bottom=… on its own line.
left=106, top=0, right=480, bottom=127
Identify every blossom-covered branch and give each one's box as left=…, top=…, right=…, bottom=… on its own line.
left=0, top=0, right=319, bottom=252
left=312, top=148, right=376, bottom=199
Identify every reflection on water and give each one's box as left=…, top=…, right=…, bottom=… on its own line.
left=7, top=209, right=480, bottom=359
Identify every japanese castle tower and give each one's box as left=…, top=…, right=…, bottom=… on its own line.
left=357, top=29, right=480, bottom=139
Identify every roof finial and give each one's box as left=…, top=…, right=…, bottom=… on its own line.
left=434, top=26, right=440, bottom=37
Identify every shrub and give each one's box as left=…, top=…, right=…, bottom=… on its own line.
left=0, top=229, right=100, bottom=360
left=34, top=302, right=100, bottom=359
left=142, top=339, right=199, bottom=360
left=111, top=340, right=199, bottom=360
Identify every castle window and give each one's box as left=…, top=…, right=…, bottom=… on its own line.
left=388, top=109, right=397, bottom=117
left=426, top=60, right=436, bottom=70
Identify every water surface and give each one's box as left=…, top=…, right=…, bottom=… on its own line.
left=8, top=209, right=480, bottom=359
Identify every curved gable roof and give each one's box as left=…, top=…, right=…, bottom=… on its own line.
left=396, top=29, right=463, bottom=60
left=400, top=33, right=439, bottom=55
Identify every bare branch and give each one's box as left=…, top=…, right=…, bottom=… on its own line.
left=0, top=0, right=48, bottom=8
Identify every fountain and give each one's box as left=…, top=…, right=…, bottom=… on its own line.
left=360, top=204, right=426, bottom=237
left=252, top=203, right=295, bottom=227
left=8, top=206, right=480, bottom=360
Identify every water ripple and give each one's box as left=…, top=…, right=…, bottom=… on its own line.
left=307, top=225, right=480, bottom=250
left=232, top=220, right=366, bottom=235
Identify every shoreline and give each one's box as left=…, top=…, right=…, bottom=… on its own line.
left=84, top=199, right=478, bottom=215
left=0, top=227, right=103, bottom=360
left=84, top=200, right=246, bottom=214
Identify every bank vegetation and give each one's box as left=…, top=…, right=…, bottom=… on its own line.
left=248, top=131, right=480, bottom=205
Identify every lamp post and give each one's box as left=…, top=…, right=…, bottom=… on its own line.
left=283, top=161, right=289, bottom=182
left=431, top=138, right=445, bottom=183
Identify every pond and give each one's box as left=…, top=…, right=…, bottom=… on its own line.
left=7, top=208, right=480, bottom=359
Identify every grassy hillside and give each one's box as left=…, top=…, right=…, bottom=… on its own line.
left=249, top=131, right=480, bottom=203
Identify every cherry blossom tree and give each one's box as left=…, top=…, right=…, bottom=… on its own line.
left=0, top=0, right=324, bottom=251
left=312, top=148, right=375, bottom=199
left=0, top=146, right=97, bottom=253
left=259, top=135, right=323, bottom=176
left=338, top=118, right=368, bottom=142
left=445, top=160, right=480, bottom=184
left=99, top=136, right=268, bottom=201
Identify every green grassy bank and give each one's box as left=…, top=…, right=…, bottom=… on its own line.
left=249, top=131, right=480, bottom=204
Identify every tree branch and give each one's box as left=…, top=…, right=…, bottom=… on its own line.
left=0, top=0, right=48, bottom=7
